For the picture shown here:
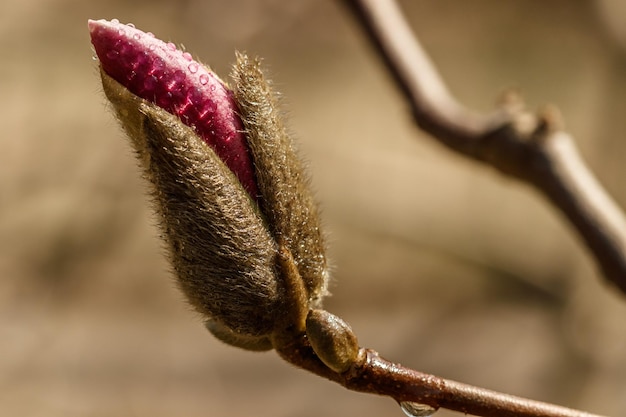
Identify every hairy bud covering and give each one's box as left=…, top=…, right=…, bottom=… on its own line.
left=100, top=72, right=279, bottom=341
left=232, top=53, right=329, bottom=308
left=91, top=20, right=359, bottom=370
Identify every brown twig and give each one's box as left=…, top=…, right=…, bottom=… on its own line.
left=342, top=0, right=626, bottom=292
left=276, top=335, right=606, bottom=417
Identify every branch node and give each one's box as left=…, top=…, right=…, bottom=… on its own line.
left=497, top=88, right=525, bottom=114
left=536, top=104, right=565, bottom=137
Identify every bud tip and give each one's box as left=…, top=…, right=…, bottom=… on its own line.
left=88, top=18, right=259, bottom=198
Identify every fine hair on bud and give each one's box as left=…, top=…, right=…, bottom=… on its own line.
left=101, top=71, right=281, bottom=343
left=95, top=23, right=333, bottom=351
left=231, top=53, right=330, bottom=308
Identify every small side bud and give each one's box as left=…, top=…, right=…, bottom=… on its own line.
left=306, top=309, right=359, bottom=373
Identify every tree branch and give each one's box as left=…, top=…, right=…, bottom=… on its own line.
left=276, top=336, right=606, bottom=417
left=342, top=0, right=626, bottom=292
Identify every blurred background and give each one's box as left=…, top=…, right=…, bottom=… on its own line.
left=1, top=0, right=626, bottom=416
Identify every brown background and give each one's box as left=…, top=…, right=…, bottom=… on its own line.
left=2, top=1, right=626, bottom=416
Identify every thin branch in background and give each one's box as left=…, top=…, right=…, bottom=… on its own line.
left=342, top=0, right=626, bottom=292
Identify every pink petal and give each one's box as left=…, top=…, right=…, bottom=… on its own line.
left=88, top=19, right=259, bottom=199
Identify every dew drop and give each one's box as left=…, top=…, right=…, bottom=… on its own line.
left=199, top=73, right=209, bottom=85
left=167, top=42, right=177, bottom=51
left=172, top=69, right=186, bottom=82
left=127, top=22, right=135, bottom=28
left=399, top=402, right=437, bottom=417
left=133, top=33, right=141, bottom=40
left=143, top=75, right=159, bottom=92
left=182, top=52, right=193, bottom=61
left=146, top=31, right=155, bottom=38
left=152, top=57, right=165, bottom=70
left=197, top=99, right=217, bottom=119
left=118, top=41, right=134, bottom=60
left=106, top=50, right=119, bottom=60
left=186, top=87, right=203, bottom=105
left=206, top=100, right=217, bottom=113
left=111, top=18, right=120, bottom=25
left=188, top=62, right=198, bottom=74
left=166, top=71, right=187, bottom=97
left=126, top=70, right=137, bottom=84
left=148, top=44, right=156, bottom=52
left=117, top=27, right=126, bottom=36
left=176, top=102, right=191, bottom=119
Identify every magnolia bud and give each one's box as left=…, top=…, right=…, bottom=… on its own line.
left=89, top=20, right=341, bottom=359
left=99, top=71, right=280, bottom=341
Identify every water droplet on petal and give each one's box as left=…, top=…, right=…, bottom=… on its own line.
left=111, top=18, right=120, bottom=25
left=106, top=50, right=119, bottom=60
left=399, top=402, right=437, bottom=417
left=188, top=62, right=198, bottom=74
left=153, top=57, right=165, bottom=70
left=133, top=33, right=141, bottom=40
left=143, top=75, right=159, bottom=92
left=167, top=42, right=176, bottom=51
left=117, top=27, right=126, bottom=36
left=197, top=99, right=217, bottom=119
left=127, top=22, right=135, bottom=28
left=182, top=52, right=193, bottom=61
left=146, top=31, right=155, bottom=38
left=148, top=44, right=156, bottom=51
left=166, top=70, right=187, bottom=97
left=119, top=41, right=134, bottom=59
left=172, top=69, right=186, bottom=82
left=186, top=87, right=203, bottom=105
left=206, top=100, right=217, bottom=113
left=199, top=73, right=209, bottom=85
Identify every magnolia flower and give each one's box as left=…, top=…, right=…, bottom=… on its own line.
left=89, top=19, right=357, bottom=372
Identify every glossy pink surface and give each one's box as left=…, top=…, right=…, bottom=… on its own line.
left=89, top=19, right=259, bottom=199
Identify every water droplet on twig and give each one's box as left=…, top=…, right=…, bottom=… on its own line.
left=399, top=401, right=437, bottom=417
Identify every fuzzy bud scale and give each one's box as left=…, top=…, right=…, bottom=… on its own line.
left=90, top=20, right=352, bottom=368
